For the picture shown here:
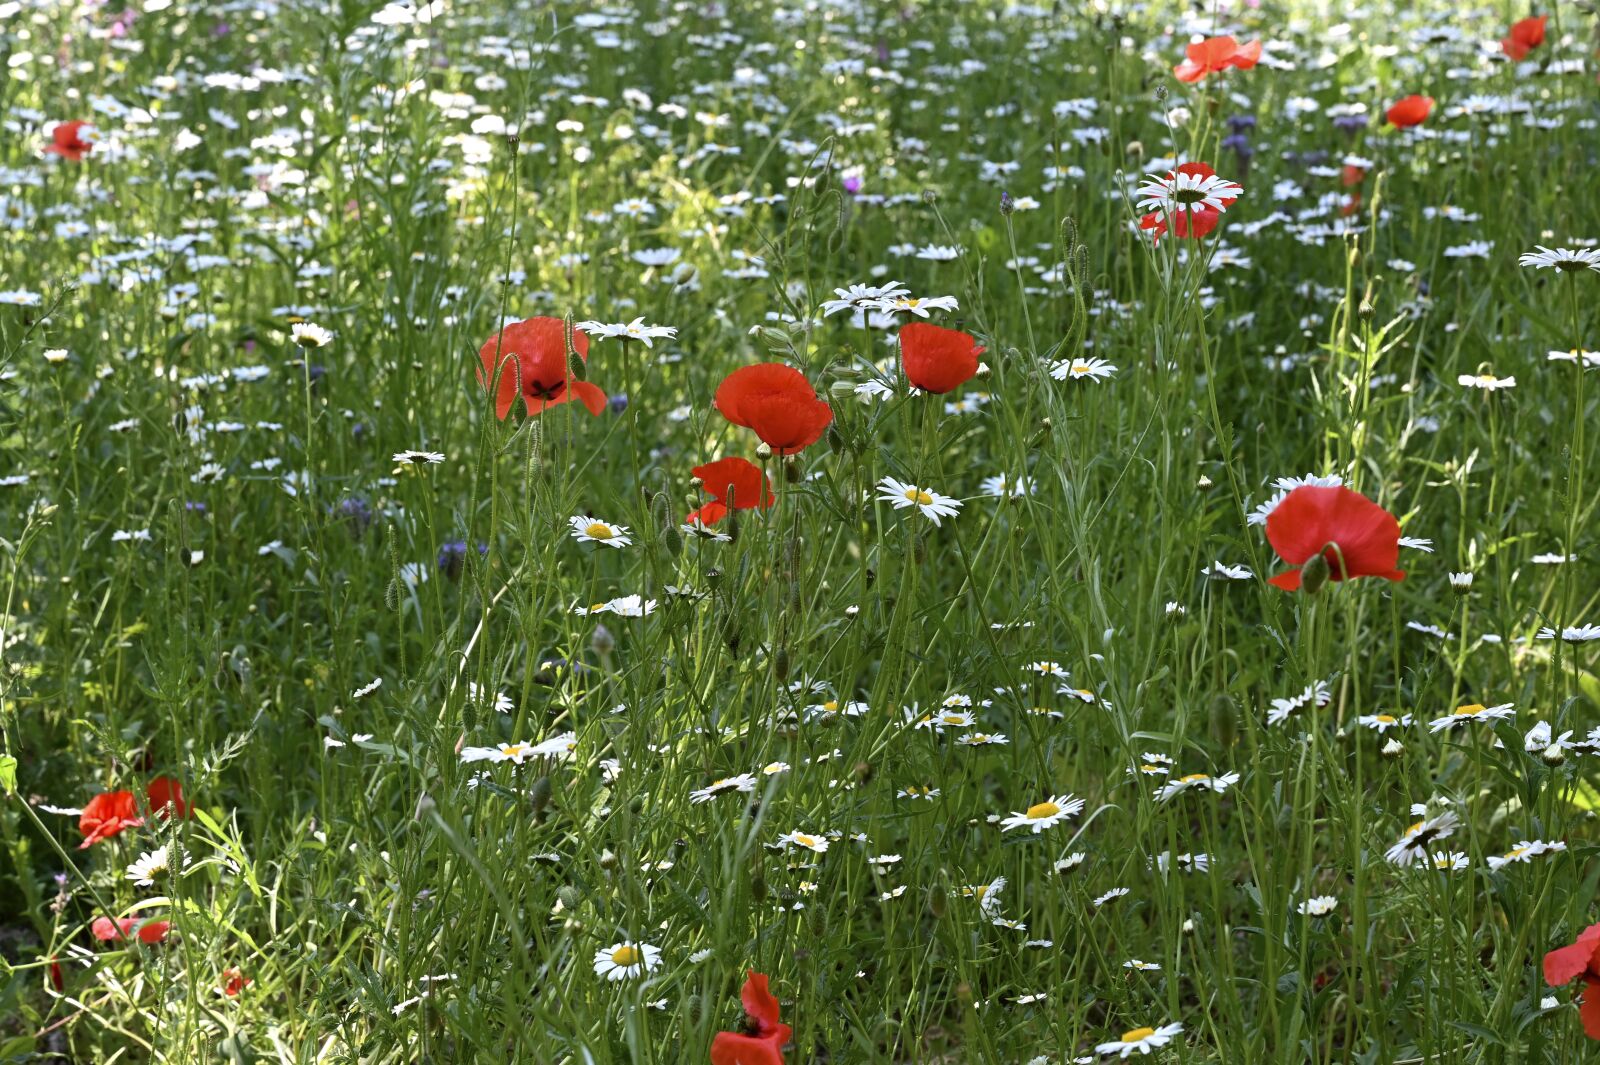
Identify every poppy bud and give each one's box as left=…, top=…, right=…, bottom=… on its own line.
left=529, top=775, right=552, bottom=814
left=783, top=455, right=803, bottom=483
left=912, top=534, right=927, bottom=565
left=928, top=887, right=946, bottom=918
left=956, top=981, right=974, bottom=1007
left=706, top=568, right=723, bottom=585
left=1298, top=552, right=1331, bottom=595
left=922, top=188, right=938, bottom=204
left=827, top=424, right=846, bottom=454
left=1210, top=694, right=1237, bottom=748
left=852, top=761, right=872, bottom=784
left=662, top=521, right=682, bottom=556
left=774, top=646, right=790, bottom=682
left=556, top=884, right=582, bottom=911
left=750, top=867, right=767, bottom=902
left=591, top=624, right=615, bottom=657
left=808, top=903, right=826, bottom=937
left=756, top=327, right=790, bottom=350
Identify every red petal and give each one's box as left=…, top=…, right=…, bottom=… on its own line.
left=1583, top=977, right=1600, bottom=1039
left=1546, top=923, right=1600, bottom=986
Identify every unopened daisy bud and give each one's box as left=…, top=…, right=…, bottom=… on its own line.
left=1358, top=299, right=1376, bottom=320
left=756, top=442, right=773, bottom=461
left=1381, top=738, right=1405, bottom=758
left=1299, top=552, right=1331, bottom=595
left=922, top=188, right=938, bottom=205
left=591, top=623, right=615, bottom=657
left=1196, top=474, right=1214, bottom=490
left=975, top=361, right=992, bottom=379
left=1448, top=572, right=1473, bottom=595
left=1542, top=743, right=1567, bottom=766
left=1125, top=140, right=1144, bottom=160
left=598, top=849, right=618, bottom=871
left=1182, top=918, right=1195, bottom=934
left=706, top=568, right=722, bottom=586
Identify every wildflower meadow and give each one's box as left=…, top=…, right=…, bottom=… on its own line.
left=5, top=1, right=1600, bottom=1062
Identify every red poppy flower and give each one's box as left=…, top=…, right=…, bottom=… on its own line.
left=1502, top=15, right=1548, bottom=61
left=79, top=790, right=141, bottom=848
left=91, top=916, right=171, bottom=945
left=476, top=317, right=607, bottom=420
left=1265, top=486, right=1405, bottom=591
left=78, top=777, right=191, bottom=849
left=714, top=364, right=833, bottom=455
left=48, top=958, right=64, bottom=991
left=687, top=457, right=774, bottom=526
left=1385, top=95, right=1434, bottom=128
left=45, top=120, right=96, bottom=161
left=1544, top=921, right=1600, bottom=1039
left=710, top=970, right=791, bottom=1065
left=1173, top=36, right=1262, bottom=83
left=899, top=322, right=983, bottom=394
left=145, top=776, right=190, bottom=820
left=221, top=966, right=252, bottom=997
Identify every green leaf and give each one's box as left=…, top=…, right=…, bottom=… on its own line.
left=0, top=755, right=16, bottom=796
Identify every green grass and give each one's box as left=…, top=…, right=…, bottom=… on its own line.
left=2, top=0, right=1600, bottom=1062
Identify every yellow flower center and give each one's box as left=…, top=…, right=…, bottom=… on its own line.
left=1476, top=374, right=1496, bottom=384
left=1140, top=764, right=1163, bottom=773
left=1180, top=773, right=1209, bottom=783
left=1073, top=362, right=1091, bottom=373
left=1121, top=1027, right=1156, bottom=1042
left=1455, top=704, right=1485, bottom=717
left=1506, top=846, right=1528, bottom=859
left=904, top=488, right=933, bottom=506
left=1026, top=802, right=1061, bottom=820
left=972, top=885, right=988, bottom=898
left=1375, top=714, right=1396, bottom=723
left=941, top=714, right=966, bottom=724
left=794, top=835, right=816, bottom=848
left=1404, top=820, right=1423, bottom=837
left=823, top=700, right=839, bottom=712
left=501, top=745, right=526, bottom=757
left=586, top=523, right=615, bottom=539
left=610, top=946, right=641, bottom=966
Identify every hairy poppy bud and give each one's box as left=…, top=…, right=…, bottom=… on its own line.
left=783, top=455, right=803, bottom=483
left=1298, top=552, right=1331, bottom=595
left=556, top=884, right=582, bottom=911
left=529, top=775, right=552, bottom=814
left=773, top=646, right=790, bottom=682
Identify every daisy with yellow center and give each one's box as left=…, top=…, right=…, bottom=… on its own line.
left=1000, top=793, right=1085, bottom=833
left=592, top=941, right=662, bottom=981
left=1358, top=712, right=1411, bottom=733
left=1486, top=839, right=1565, bottom=870
left=568, top=515, right=633, bottom=547
left=1427, top=701, right=1514, bottom=733
left=777, top=830, right=829, bottom=854
left=1384, top=810, right=1460, bottom=866
left=1153, top=770, right=1240, bottom=802
left=459, top=741, right=536, bottom=765
left=958, top=876, right=1007, bottom=914
left=876, top=476, right=963, bottom=526
left=689, top=773, right=756, bottom=804
left=1049, top=356, right=1117, bottom=382
left=1096, top=1022, right=1183, bottom=1058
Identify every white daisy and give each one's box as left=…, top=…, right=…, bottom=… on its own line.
left=999, top=794, right=1085, bottom=833
left=569, top=516, right=633, bottom=547
left=1095, top=1022, right=1183, bottom=1058
left=689, top=774, right=757, bottom=803
left=126, top=846, right=172, bottom=887
left=1384, top=811, right=1460, bottom=866
left=1049, top=357, right=1118, bottom=381
left=876, top=477, right=963, bottom=526
left=1426, top=702, right=1515, bottom=733
left=1517, top=246, right=1600, bottom=273
left=592, top=941, right=662, bottom=981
